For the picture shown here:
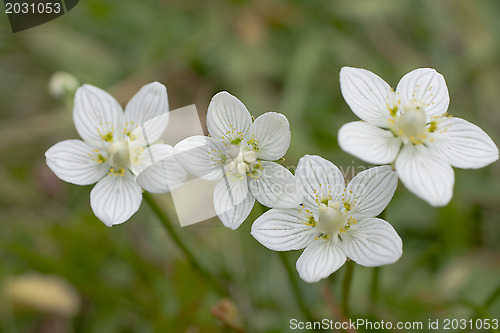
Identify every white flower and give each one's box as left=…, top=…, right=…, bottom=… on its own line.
left=46, top=82, right=187, bottom=226
left=338, top=67, right=499, bottom=206
left=174, top=91, right=300, bottom=230
left=48, top=71, right=79, bottom=99
left=251, top=155, right=402, bottom=283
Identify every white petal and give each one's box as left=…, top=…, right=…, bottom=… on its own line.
left=127, top=113, right=171, bottom=176
left=295, top=155, right=345, bottom=210
left=90, top=173, right=142, bottom=226
left=296, top=239, right=346, bottom=283
left=248, top=161, right=300, bottom=208
left=135, top=144, right=187, bottom=193
left=73, top=84, right=123, bottom=146
left=340, top=218, right=402, bottom=267
left=428, top=117, right=499, bottom=169
left=396, top=68, right=449, bottom=119
left=395, top=144, right=454, bottom=206
left=123, top=82, right=169, bottom=132
left=251, top=208, right=318, bottom=251
left=247, top=112, right=290, bottom=161
left=173, top=136, right=227, bottom=180
left=213, top=177, right=254, bottom=230
left=127, top=112, right=169, bottom=150
left=206, top=92, right=252, bottom=143
left=339, top=67, right=396, bottom=128
left=45, top=139, right=109, bottom=185
left=338, top=121, right=402, bottom=165
left=345, top=165, right=398, bottom=219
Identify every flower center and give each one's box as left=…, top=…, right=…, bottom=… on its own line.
left=109, top=140, right=130, bottom=168
left=390, top=103, right=428, bottom=145
left=226, top=144, right=257, bottom=175
left=317, top=201, right=346, bottom=236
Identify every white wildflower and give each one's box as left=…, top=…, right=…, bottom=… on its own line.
left=174, top=92, right=300, bottom=230
left=251, top=155, right=402, bottom=283
left=338, top=67, right=499, bottom=206
left=46, top=82, right=187, bottom=226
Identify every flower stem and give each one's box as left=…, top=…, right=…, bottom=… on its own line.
left=370, top=210, right=386, bottom=307
left=370, top=266, right=380, bottom=305
left=341, top=260, right=355, bottom=316
left=143, top=192, right=228, bottom=297
left=278, top=252, right=315, bottom=322
left=484, top=282, right=500, bottom=309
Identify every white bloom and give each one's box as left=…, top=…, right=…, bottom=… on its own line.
left=48, top=71, right=79, bottom=99
left=46, top=82, right=187, bottom=226
left=251, top=155, right=402, bottom=283
left=174, top=92, right=300, bottom=230
left=338, top=67, right=499, bottom=206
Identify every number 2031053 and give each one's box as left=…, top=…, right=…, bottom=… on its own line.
left=5, top=2, right=61, bottom=14
left=442, top=318, right=498, bottom=330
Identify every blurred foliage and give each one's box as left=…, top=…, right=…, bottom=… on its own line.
left=1, top=0, right=500, bottom=332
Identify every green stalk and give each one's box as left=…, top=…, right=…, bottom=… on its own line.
left=369, top=210, right=386, bottom=307
left=143, top=192, right=228, bottom=297
left=370, top=266, right=380, bottom=305
left=341, top=260, right=355, bottom=316
left=484, top=282, right=500, bottom=309
left=278, top=252, right=316, bottom=322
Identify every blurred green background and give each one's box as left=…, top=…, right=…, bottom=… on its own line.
left=1, top=0, right=500, bottom=332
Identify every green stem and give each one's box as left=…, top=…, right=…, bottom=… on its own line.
left=484, top=282, right=500, bottom=308
left=341, top=260, right=355, bottom=316
left=143, top=192, right=228, bottom=297
left=369, top=210, right=386, bottom=308
left=370, top=266, right=380, bottom=305
left=278, top=252, right=316, bottom=322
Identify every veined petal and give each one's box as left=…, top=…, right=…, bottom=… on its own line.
left=135, top=144, right=187, bottom=193
left=213, top=177, right=254, bottom=230
left=247, top=112, right=290, bottom=161
left=345, top=165, right=398, bottom=219
left=428, top=117, right=499, bottom=169
left=173, top=136, right=227, bottom=180
left=128, top=112, right=169, bottom=150
left=127, top=113, right=171, bottom=176
left=45, top=139, right=109, bottom=185
left=207, top=92, right=252, bottom=143
left=251, top=208, right=318, bottom=251
left=90, top=172, right=142, bottom=226
left=395, top=144, right=454, bottom=207
left=123, top=82, right=169, bottom=135
left=296, top=155, right=345, bottom=211
left=340, top=67, right=396, bottom=128
left=248, top=161, right=300, bottom=208
left=73, top=84, right=123, bottom=146
left=296, top=239, right=347, bottom=283
left=396, top=68, right=449, bottom=119
left=338, top=121, right=402, bottom=165
left=340, top=218, right=402, bottom=267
